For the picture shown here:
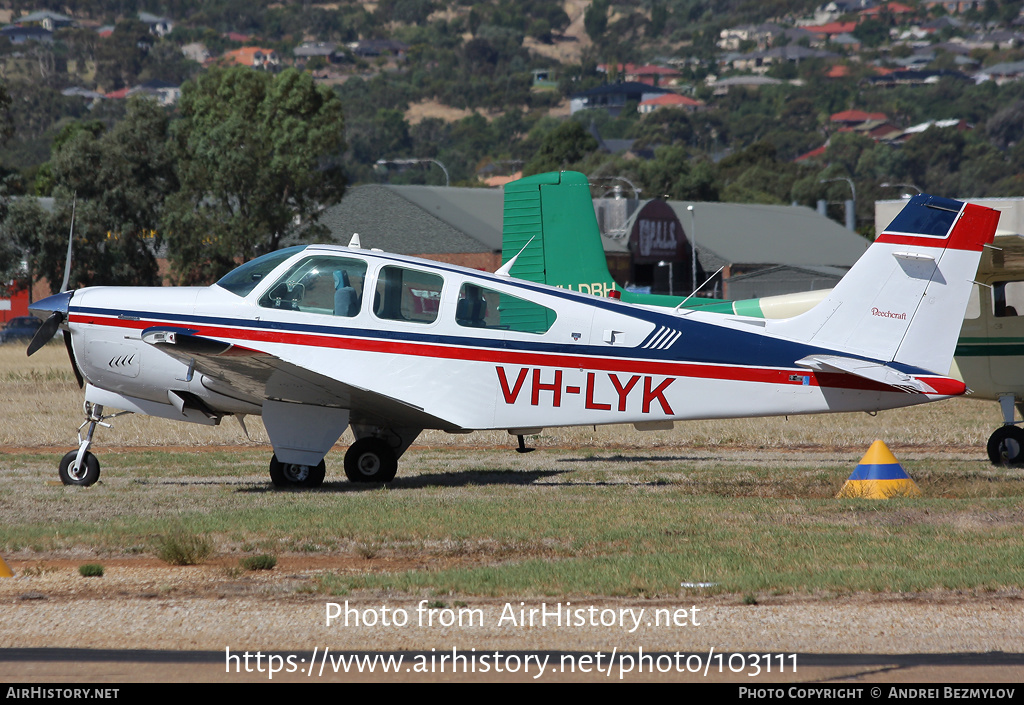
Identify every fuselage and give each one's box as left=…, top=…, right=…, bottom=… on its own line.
left=59, top=245, right=963, bottom=433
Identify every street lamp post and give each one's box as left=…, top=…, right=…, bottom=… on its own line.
left=375, top=158, right=450, bottom=187
left=589, top=175, right=642, bottom=199
left=880, top=182, right=923, bottom=198
left=687, top=204, right=697, bottom=293
left=820, top=177, right=857, bottom=231
left=657, top=260, right=674, bottom=297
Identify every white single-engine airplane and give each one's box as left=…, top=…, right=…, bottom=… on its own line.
left=26, top=194, right=998, bottom=487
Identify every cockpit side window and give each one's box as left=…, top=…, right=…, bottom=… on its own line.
left=216, top=246, right=306, bottom=297
left=258, top=255, right=368, bottom=317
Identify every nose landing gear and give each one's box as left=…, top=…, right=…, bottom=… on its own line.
left=58, top=402, right=129, bottom=486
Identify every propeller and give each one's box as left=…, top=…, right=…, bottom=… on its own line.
left=27, top=291, right=73, bottom=356
left=26, top=196, right=76, bottom=359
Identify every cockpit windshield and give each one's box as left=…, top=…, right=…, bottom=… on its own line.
left=215, top=246, right=307, bottom=297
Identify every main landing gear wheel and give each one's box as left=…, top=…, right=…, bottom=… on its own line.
left=59, top=450, right=100, bottom=486
left=987, top=426, right=1024, bottom=466
left=269, top=454, right=326, bottom=488
left=344, top=438, right=398, bottom=483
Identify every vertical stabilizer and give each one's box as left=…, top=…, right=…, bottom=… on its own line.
left=767, top=195, right=999, bottom=373
left=502, top=171, right=614, bottom=294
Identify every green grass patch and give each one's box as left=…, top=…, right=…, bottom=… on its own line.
left=2, top=447, right=1023, bottom=596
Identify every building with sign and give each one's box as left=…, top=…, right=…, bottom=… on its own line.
left=598, top=197, right=868, bottom=299
left=319, top=183, right=868, bottom=301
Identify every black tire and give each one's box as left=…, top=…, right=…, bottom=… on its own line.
left=987, top=426, right=1024, bottom=466
left=344, top=437, right=398, bottom=483
left=269, top=454, right=326, bottom=488
left=59, top=450, right=100, bottom=486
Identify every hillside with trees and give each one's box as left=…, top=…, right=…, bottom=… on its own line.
left=2, top=0, right=1024, bottom=288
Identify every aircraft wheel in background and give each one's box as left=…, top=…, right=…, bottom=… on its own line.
left=987, top=425, right=1024, bottom=466
left=344, top=438, right=398, bottom=483
left=269, top=454, right=326, bottom=488
left=59, top=450, right=100, bottom=486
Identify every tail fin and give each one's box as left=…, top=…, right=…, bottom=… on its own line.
left=503, top=171, right=618, bottom=297
left=503, top=171, right=700, bottom=306
left=767, top=195, right=998, bottom=373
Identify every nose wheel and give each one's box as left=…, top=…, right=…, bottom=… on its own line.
left=269, top=454, right=326, bottom=488
left=59, top=450, right=100, bottom=486
left=57, top=402, right=128, bottom=487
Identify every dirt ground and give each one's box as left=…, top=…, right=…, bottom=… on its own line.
left=3, top=525, right=1023, bottom=683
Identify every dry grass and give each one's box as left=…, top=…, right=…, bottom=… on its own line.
left=0, top=342, right=1001, bottom=452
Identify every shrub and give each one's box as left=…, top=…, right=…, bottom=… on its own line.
left=240, top=554, right=277, bottom=571
left=78, top=563, right=104, bottom=577
left=156, top=528, right=213, bottom=566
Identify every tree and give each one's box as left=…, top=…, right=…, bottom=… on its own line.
left=584, top=0, right=609, bottom=42
left=28, top=96, right=178, bottom=292
left=523, top=120, right=598, bottom=175
left=162, top=67, right=347, bottom=284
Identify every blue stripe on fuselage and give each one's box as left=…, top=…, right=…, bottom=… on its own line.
left=70, top=300, right=937, bottom=378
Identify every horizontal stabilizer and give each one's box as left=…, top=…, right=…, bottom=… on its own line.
left=795, top=354, right=960, bottom=395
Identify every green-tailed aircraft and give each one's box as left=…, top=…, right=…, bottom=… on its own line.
left=500, top=170, right=1024, bottom=466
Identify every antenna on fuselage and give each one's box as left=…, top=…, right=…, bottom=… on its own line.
left=348, top=232, right=361, bottom=249
left=495, top=236, right=535, bottom=278
left=674, top=266, right=724, bottom=312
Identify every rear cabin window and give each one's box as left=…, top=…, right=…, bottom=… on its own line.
left=373, top=266, right=444, bottom=324
left=455, top=283, right=557, bottom=334
left=257, top=255, right=368, bottom=317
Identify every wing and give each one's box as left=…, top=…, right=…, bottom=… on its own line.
left=141, top=327, right=465, bottom=431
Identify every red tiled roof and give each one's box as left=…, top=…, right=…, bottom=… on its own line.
left=639, top=94, right=703, bottom=107
left=600, top=63, right=681, bottom=76
left=221, top=47, right=276, bottom=66
left=831, top=109, right=888, bottom=123
left=803, top=22, right=857, bottom=36
left=861, top=2, right=915, bottom=15
left=795, top=144, right=828, bottom=162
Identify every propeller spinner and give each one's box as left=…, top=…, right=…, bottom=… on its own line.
left=26, top=291, right=73, bottom=356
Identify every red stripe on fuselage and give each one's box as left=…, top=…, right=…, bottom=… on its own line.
left=69, top=313, right=960, bottom=396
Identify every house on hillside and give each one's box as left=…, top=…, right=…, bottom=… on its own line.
left=729, top=45, right=837, bottom=73
left=831, top=109, right=888, bottom=127
left=717, top=23, right=785, bottom=51
left=975, top=60, right=1024, bottom=85
left=294, top=42, right=341, bottom=66
left=598, top=63, right=682, bottom=87
left=707, top=75, right=783, bottom=96
left=347, top=39, right=408, bottom=58
left=221, top=47, right=281, bottom=70
left=569, top=82, right=671, bottom=116
left=0, top=23, right=51, bottom=43
left=637, top=93, right=704, bottom=114
left=14, top=10, right=75, bottom=32
left=139, top=11, right=173, bottom=37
